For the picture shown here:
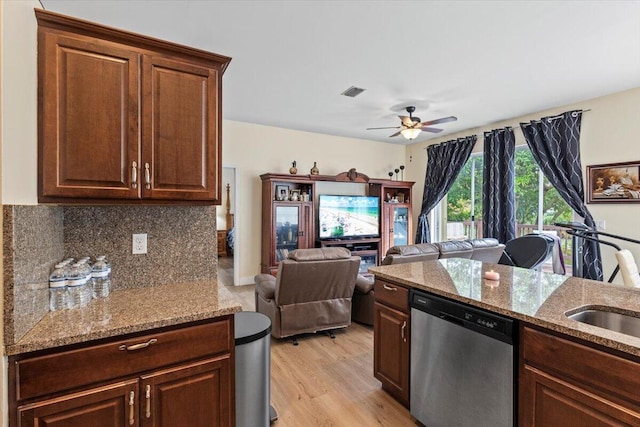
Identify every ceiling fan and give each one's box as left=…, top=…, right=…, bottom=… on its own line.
left=367, top=106, right=458, bottom=140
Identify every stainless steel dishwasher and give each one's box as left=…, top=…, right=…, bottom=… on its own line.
left=409, top=289, right=516, bottom=427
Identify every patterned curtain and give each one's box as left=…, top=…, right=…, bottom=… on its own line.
left=482, top=128, right=516, bottom=243
left=415, top=136, right=477, bottom=243
left=520, top=110, right=603, bottom=281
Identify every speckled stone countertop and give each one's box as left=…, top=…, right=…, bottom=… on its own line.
left=369, top=259, right=640, bottom=357
left=5, top=281, right=242, bottom=356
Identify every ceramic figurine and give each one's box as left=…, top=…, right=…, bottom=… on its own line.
left=310, top=162, right=319, bottom=175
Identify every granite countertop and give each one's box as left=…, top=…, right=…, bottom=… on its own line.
left=6, top=280, right=242, bottom=356
left=369, top=259, right=640, bottom=357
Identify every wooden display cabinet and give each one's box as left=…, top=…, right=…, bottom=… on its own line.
left=260, top=174, right=315, bottom=274
left=36, top=10, right=231, bottom=204
left=369, top=180, right=415, bottom=256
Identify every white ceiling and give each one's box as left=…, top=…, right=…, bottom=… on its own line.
left=40, top=0, right=640, bottom=145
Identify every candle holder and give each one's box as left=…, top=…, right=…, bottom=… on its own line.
left=388, top=171, right=394, bottom=179
left=395, top=168, right=400, bottom=180
left=399, top=165, right=405, bottom=181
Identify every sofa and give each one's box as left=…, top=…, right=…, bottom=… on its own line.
left=254, top=247, right=360, bottom=342
left=351, top=238, right=505, bottom=325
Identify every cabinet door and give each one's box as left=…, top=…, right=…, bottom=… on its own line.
left=272, top=202, right=314, bottom=266
left=140, top=357, right=233, bottom=427
left=381, top=204, right=412, bottom=255
left=19, top=379, right=138, bottom=427
left=520, top=364, right=640, bottom=426
left=373, top=302, right=410, bottom=407
left=390, top=205, right=411, bottom=248
left=39, top=32, right=140, bottom=200
left=142, top=56, right=220, bottom=201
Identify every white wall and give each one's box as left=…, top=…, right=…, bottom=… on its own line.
left=0, top=1, right=4, bottom=425
left=406, top=87, right=640, bottom=283
left=222, top=120, right=405, bottom=284
left=1, top=0, right=39, bottom=205
left=1, top=2, right=41, bottom=425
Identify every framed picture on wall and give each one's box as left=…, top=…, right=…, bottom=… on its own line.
left=586, top=161, right=640, bottom=203
left=275, top=184, right=289, bottom=201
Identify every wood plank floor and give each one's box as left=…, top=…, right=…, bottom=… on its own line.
left=223, top=283, right=416, bottom=426
left=217, top=255, right=234, bottom=286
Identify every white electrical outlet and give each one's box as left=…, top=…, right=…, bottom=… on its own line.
left=596, top=220, right=606, bottom=230
left=132, top=233, right=147, bottom=254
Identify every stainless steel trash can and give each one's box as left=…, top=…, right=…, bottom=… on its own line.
left=234, top=311, right=275, bottom=427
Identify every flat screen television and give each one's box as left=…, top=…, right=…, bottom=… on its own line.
left=318, top=195, right=380, bottom=239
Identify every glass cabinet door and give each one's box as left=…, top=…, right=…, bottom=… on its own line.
left=275, top=205, right=300, bottom=261
left=392, top=206, right=409, bottom=246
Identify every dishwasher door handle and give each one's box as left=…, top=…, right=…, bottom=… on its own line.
left=438, top=312, right=465, bottom=327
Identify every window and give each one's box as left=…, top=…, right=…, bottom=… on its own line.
left=442, top=146, right=573, bottom=271
left=514, top=147, right=573, bottom=271
left=444, top=153, right=483, bottom=240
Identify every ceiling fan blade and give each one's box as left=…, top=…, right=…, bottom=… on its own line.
left=366, top=126, right=401, bottom=130
left=389, top=130, right=402, bottom=138
left=420, top=116, right=458, bottom=126
left=399, top=115, right=414, bottom=127
left=419, top=126, right=444, bottom=133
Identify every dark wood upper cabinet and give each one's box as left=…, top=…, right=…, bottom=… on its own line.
left=36, top=9, right=230, bottom=204
left=142, top=55, right=220, bottom=201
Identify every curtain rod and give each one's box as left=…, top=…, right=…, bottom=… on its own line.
left=422, top=135, right=476, bottom=150
left=423, top=109, right=592, bottom=146
left=520, top=109, right=591, bottom=127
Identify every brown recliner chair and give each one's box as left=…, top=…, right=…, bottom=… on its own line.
left=254, top=247, right=360, bottom=344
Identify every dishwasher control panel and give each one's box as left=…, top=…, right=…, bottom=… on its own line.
left=410, top=289, right=515, bottom=344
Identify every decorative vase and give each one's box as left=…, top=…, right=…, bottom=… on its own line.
left=310, top=161, right=319, bottom=175
left=289, top=161, right=298, bottom=175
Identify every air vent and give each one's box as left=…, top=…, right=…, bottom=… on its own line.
left=341, top=86, right=366, bottom=98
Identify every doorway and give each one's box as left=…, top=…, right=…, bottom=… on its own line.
left=217, top=166, right=237, bottom=285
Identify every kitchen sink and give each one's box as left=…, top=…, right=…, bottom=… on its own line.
left=567, top=308, right=640, bottom=339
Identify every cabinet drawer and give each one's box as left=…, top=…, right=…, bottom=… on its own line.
left=374, top=280, right=409, bottom=312
left=521, top=326, right=640, bottom=407
left=15, top=318, right=232, bottom=401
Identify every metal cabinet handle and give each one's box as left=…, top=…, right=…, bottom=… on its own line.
left=129, top=391, right=135, bottom=425
left=401, top=321, right=407, bottom=342
left=383, top=284, right=397, bottom=292
left=145, top=384, right=151, bottom=418
left=144, top=163, right=151, bottom=190
left=119, top=338, right=157, bottom=351
left=131, top=162, right=138, bottom=189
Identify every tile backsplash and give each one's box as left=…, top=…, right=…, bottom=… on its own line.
left=3, top=205, right=64, bottom=345
left=3, top=204, right=218, bottom=345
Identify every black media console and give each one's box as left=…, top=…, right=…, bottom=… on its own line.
left=317, top=238, right=381, bottom=274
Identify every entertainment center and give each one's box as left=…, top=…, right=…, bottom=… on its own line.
left=260, top=171, right=414, bottom=275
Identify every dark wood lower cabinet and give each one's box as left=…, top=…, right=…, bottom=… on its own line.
left=10, top=317, right=234, bottom=427
left=373, top=301, right=409, bottom=407
left=141, top=357, right=232, bottom=427
left=520, top=365, right=640, bottom=426
left=520, top=325, right=640, bottom=426
left=18, top=379, right=138, bottom=427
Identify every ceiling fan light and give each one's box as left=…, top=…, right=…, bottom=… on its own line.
left=401, top=128, right=422, bottom=140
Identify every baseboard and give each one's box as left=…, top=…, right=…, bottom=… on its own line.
left=238, top=276, right=255, bottom=286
